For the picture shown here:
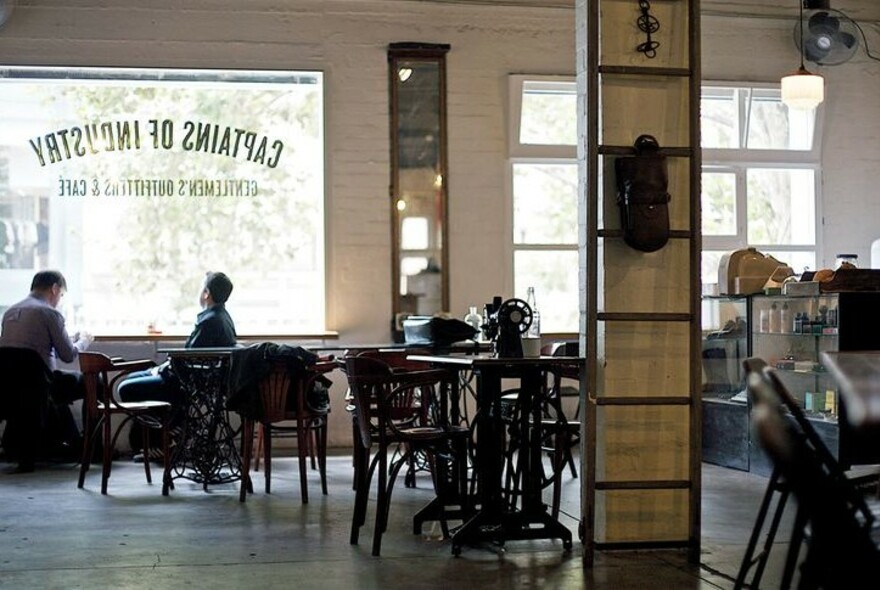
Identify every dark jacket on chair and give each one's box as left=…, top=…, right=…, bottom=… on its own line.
left=226, top=342, right=327, bottom=419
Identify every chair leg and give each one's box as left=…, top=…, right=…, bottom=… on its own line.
left=263, top=423, right=273, bottom=494
left=78, top=414, right=95, bottom=489
left=254, top=423, right=263, bottom=472
left=296, top=420, right=309, bottom=503
left=239, top=419, right=253, bottom=502
left=781, top=507, right=809, bottom=590
left=101, top=411, right=113, bottom=495
left=141, top=424, right=153, bottom=484
left=161, top=415, right=173, bottom=496
left=351, top=419, right=361, bottom=491
left=551, top=429, right=566, bottom=521
left=317, top=422, right=328, bottom=495
left=734, top=468, right=790, bottom=590
left=351, top=444, right=376, bottom=546
left=372, top=448, right=392, bottom=556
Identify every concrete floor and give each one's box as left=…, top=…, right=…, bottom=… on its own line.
left=0, top=455, right=797, bottom=589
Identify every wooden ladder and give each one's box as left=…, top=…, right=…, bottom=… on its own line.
left=578, top=0, right=702, bottom=566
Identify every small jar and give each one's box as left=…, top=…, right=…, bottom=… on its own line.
left=835, top=254, right=858, bottom=269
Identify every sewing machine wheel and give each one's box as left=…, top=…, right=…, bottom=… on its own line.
left=498, top=298, right=533, bottom=334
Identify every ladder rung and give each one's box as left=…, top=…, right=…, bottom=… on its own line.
left=599, top=65, right=692, bottom=77
left=599, top=145, right=693, bottom=157
left=598, top=229, right=692, bottom=240
left=595, top=480, right=691, bottom=491
left=597, top=312, right=692, bottom=322
left=595, top=396, right=691, bottom=406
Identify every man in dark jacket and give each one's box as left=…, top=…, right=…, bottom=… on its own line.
left=118, top=271, right=237, bottom=406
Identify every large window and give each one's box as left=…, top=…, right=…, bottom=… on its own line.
left=509, top=76, right=578, bottom=333
left=0, top=66, right=325, bottom=336
left=701, top=84, right=821, bottom=286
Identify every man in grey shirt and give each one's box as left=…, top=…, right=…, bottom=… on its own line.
left=0, top=270, right=93, bottom=471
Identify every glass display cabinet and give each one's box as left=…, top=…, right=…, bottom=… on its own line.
left=750, top=292, right=880, bottom=471
left=701, top=295, right=750, bottom=470
left=703, top=291, right=880, bottom=473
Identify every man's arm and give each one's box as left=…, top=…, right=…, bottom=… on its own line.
left=45, top=308, right=83, bottom=363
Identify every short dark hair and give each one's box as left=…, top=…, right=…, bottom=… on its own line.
left=31, top=270, right=67, bottom=292
left=205, top=272, right=233, bottom=304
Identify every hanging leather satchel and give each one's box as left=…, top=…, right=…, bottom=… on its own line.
left=615, top=134, right=671, bottom=253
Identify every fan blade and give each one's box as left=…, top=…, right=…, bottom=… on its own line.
left=835, top=31, right=858, bottom=49
left=804, top=37, right=832, bottom=62
left=808, top=11, right=840, bottom=36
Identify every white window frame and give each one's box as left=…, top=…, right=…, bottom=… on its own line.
left=508, top=75, right=578, bottom=333
left=702, top=81, right=824, bottom=270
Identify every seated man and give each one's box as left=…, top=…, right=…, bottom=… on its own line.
left=0, top=270, right=94, bottom=472
left=118, top=271, right=237, bottom=409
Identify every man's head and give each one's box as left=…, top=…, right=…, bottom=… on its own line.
left=30, top=270, right=67, bottom=308
left=200, top=272, right=233, bottom=308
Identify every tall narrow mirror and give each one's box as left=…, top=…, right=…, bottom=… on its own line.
left=389, top=42, right=450, bottom=333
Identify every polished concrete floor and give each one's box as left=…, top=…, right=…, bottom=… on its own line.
left=0, top=454, right=797, bottom=589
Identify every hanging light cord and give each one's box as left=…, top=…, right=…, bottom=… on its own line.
left=852, top=19, right=880, bottom=62
left=798, top=0, right=807, bottom=69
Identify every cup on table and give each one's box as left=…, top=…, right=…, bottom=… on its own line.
left=522, top=337, right=542, bottom=358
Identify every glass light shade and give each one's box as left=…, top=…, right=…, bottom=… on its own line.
left=781, top=67, right=824, bottom=110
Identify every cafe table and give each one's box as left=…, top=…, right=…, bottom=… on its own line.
left=821, top=350, right=880, bottom=428
left=158, top=347, right=244, bottom=494
left=407, top=352, right=582, bottom=554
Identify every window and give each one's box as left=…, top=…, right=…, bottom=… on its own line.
left=0, top=66, right=325, bottom=335
left=509, top=76, right=578, bottom=333
left=701, top=84, right=821, bottom=285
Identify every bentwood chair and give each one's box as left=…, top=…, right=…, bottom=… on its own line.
left=746, top=358, right=880, bottom=589
left=239, top=358, right=337, bottom=503
left=78, top=352, right=173, bottom=495
left=0, top=347, right=53, bottom=469
left=344, top=355, right=469, bottom=556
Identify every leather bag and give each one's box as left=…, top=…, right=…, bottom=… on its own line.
left=615, top=134, right=671, bottom=253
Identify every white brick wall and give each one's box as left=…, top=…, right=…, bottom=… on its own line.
left=0, top=0, right=575, bottom=446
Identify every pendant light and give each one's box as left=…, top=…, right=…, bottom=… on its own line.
left=781, top=0, right=824, bottom=110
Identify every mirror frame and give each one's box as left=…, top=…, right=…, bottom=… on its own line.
left=388, top=42, right=450, bottom=332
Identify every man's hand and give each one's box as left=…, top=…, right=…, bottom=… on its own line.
left=74, top=331, right=94, bottom=350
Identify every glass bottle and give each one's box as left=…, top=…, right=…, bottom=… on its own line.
left=779, top=302, right=790, bottom=334
left=525, top=286, right=541, bottom=339
left=834, top=253, right=858, bottom=269
left=768, top=302, right=781, bottom=333
left=463, top=305, right=483, bottom=341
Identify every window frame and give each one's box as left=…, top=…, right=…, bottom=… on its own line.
left=701, top=81, right=824, bottom=277
left=508, top=74, right=578, bottom=334
left=0, top=65, right=329, bottom=336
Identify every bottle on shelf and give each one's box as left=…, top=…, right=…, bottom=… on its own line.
left=525, top=286, right=541, bottom=340
left=463, top=305, right=483, bottom=341
left=768, top=302, right=781, bottom=333
left=779, top=302, right=790, bottom=334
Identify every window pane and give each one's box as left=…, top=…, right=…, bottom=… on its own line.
left=513, top=163, right=577, bottom=244
left=747, top=169, right=816, bottom=246
left=700, top=87, right=738, bottom=149
left=401, top=216, right=429, bottom=250
left=701, top=250, right=726, bottom=288
left=746, top=89, right=814, bottom=150
left=701, top=171, right=736, bottom=235
left=0, top=67, right=325, bottom=335
left=519, top=81, right=576, bottom=146
left=514, top=250, right=579, bottom=333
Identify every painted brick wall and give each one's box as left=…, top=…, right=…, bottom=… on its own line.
left=0, top=0, right=576, bottom=446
